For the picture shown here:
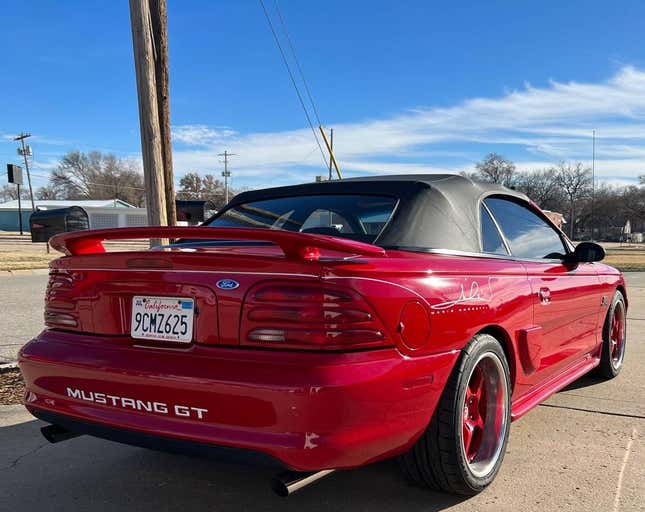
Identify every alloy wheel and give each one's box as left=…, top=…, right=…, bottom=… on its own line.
left=460, top=352, right=509, bottom=478
left=610, top=301, right=626, bottom=370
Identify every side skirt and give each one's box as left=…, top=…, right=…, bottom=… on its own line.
left=510, top=353, right=600, bottom=421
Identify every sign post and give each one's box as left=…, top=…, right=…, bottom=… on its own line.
left=7, top=164, right=24, bottom=235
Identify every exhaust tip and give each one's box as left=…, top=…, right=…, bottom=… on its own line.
left=41, top=424, right=82, bottom=444
left=271, top=470, right=335, bottom=497
left=270, top=476, right=290, bottom=498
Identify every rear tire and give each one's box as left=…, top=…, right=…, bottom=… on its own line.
left=596, top=291, right=626, bottom=379
left=399, top=333, right=511, bottom=495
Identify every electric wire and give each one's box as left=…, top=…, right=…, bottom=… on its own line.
left=258, top=0, right=328, bottom=169
left=273, top=0, right=323, bottom=127
left=28, top=170, right=146, bottom=191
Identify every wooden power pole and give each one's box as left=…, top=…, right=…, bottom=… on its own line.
left=129, top=0, right=168, bottom=243
left=150, top=0, right=176, bottom=226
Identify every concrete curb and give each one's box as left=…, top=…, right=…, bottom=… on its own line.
left=1, top=362, right=19, bottom=372
left=0, top=268, right=49, bottom=277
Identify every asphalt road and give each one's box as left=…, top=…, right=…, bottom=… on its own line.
left=1, top=274, right=643, bottom=511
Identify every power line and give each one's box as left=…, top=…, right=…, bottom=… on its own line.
left=28, top=170, right=146, bottom=191
left=258, top=0, right=328, bottom=169
left=273, top=0, right=322, bottom=127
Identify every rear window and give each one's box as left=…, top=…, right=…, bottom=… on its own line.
left=207, top=194, right=398, bottom=244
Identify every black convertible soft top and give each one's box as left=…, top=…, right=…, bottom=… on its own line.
left=224, top=174, right=530, bottom=253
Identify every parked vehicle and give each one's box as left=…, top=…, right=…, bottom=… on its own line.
left=19, top=175, right=627, bottom=496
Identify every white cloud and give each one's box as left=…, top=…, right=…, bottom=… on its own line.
left=170, top=66, right=645, bottom=187
left=172, top=125, right=237, bottom=146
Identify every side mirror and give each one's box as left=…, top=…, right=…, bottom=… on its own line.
left=571, top=242, right=605, bottom=263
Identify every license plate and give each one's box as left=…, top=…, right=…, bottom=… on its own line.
left=131, top=296, right=194, bottom=343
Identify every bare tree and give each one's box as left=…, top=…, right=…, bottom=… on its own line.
left=0, top=184, right=29, bottom=202
left=36, top=186, right=60, bottom=200
left=552, top=162, right=592, bottom=239
left=475, top=153, right=516, bottom=186
left=50, top=151, right=145, bottom=206
left=512, top=168, right=563, bottom=210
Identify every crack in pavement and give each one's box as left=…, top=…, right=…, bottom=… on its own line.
left=558, top=391, right=644, bottom=405
left=1, top=441, right=50, bottom=472
left=539, top=402, right=645, bottom=420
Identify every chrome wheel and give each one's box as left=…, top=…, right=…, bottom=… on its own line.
left=610, top=300, right=626, bottom=370
left=460, top=351, right=509, bottom=478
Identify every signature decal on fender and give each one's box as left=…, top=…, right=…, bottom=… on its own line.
left=431, top=279, right=493, bottom=310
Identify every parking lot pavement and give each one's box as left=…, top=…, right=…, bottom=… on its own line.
left=1, top=274, right=643, bottom=511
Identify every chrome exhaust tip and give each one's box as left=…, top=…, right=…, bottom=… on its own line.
left=271, top=469, right=335, bottom=497
left=41, top=424, right=82, bottom=444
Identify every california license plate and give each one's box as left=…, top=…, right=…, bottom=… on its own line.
left=131, top=296, right=194, bottom=343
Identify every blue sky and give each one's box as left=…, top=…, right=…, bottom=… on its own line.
left=2, top=0, right=645, bottom=192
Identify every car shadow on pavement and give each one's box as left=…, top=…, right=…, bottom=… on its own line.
left=1, top=419, right=468, bottom=512
left=559, top=375, right=603, bottom=392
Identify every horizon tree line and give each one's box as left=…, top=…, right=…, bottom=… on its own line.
left=2, top=149, right=644, bottom=241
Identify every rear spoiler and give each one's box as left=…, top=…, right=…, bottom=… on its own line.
left=49, top=227, right=386, bottom=261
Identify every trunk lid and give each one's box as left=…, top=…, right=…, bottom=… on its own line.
left=45, top=227, right=390, bottom=350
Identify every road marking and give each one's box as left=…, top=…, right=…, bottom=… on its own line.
left=612, top=428, right=637, bottom=512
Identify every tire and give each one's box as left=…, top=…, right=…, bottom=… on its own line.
left=596, top=291, right=627, bottom=379
left=399, top=333, right=511, bottom=495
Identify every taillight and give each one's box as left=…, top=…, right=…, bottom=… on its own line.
left=45, top=270, right=80, bottom=329
left=241, top=282, right=391, bottom=350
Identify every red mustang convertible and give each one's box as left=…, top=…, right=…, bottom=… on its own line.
left=19, top=175, right=627, bottom=496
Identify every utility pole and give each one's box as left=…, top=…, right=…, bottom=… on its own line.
left=328, top=128, right=334, bottom=181
left=149, top=0, right=176, bottom=226
left=129, top=0, right=168, bottom=245
left=13, top=133, right=35, bottom=211
left=318, top=126, right=342, bottom=179
left=591, top=130, right=595, bottom=241
left=218, top=150, right=236, bottom=204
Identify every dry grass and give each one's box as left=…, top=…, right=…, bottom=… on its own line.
left=0, top=235, right=148, bottom=271
left=0, top=250, right=57, bottom=271
left=603, top=251, right=645, bottom=271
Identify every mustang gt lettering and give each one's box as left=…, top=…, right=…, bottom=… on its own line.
left=19, top=175, right=627, bottom=496
left=65, top=388, right=208, bottom=419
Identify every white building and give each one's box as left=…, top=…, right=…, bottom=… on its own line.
left=0, top=199, right=148, bottom=232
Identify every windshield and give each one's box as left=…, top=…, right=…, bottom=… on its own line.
left=206, top=194, right=398, bottom=244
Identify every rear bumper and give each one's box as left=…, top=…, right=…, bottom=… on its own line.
left=19, top=330, right=458, bottom=471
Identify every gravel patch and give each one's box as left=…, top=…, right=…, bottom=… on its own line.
left=0, top=368, right=25, bottom=405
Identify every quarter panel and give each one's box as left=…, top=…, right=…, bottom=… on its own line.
left=324, top=251, right=540, bottom=400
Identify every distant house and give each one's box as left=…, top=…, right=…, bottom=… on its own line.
left=0, top=199, right=147, bottom=232
left=542, top=210, right=565, bottom=230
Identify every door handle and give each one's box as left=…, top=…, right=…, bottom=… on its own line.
left=539, top=287, right=551, bottom=304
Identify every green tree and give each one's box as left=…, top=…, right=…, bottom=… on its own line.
left=177, top=172, right=234, bottom=209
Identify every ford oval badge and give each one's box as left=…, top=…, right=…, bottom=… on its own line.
left=216, top=279, right=240, bottom=290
